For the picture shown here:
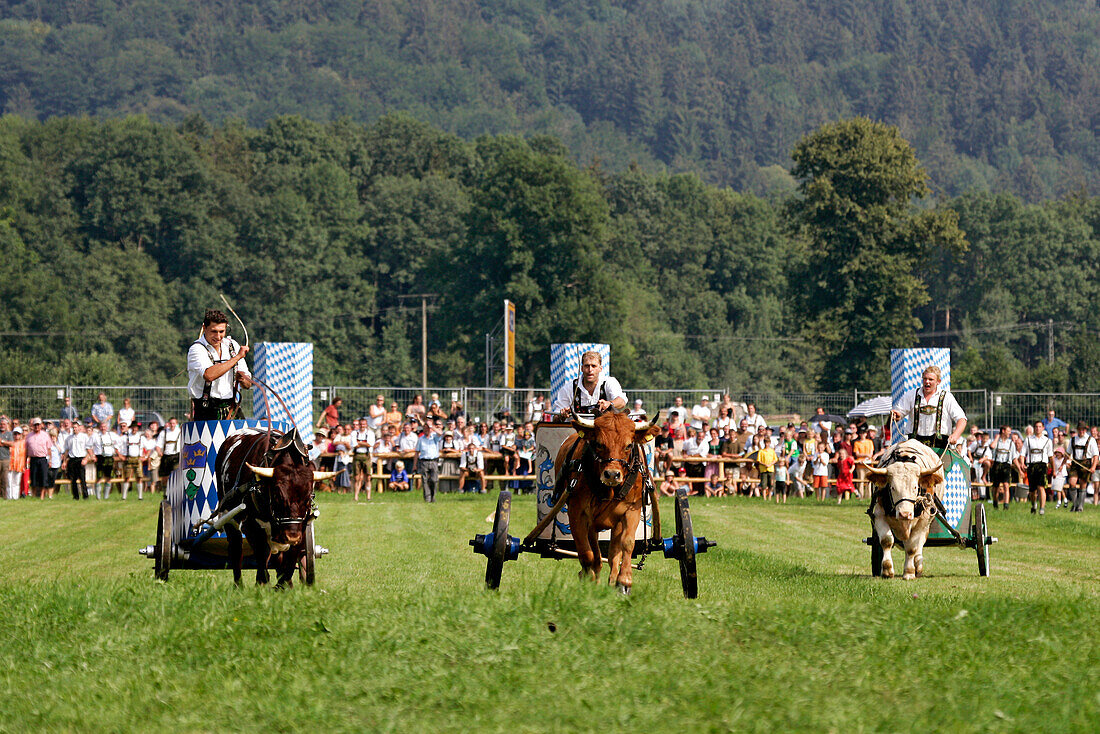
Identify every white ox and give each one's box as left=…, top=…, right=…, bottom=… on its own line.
left=862, top=439, right=946, bottom=579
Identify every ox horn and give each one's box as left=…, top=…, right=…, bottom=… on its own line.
left=312, top=470, right=340, bottom=481
left=859, top=463, right=888, bottom=477
left=246, top=462, right=274, bottom=478
left=572, top=416, right=596, bottom=430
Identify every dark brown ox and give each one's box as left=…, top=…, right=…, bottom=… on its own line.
left=213, top=428, right=335, bottom=586
left=554, top=412, right=660, bottom=593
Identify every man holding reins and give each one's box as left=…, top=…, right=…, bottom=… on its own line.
left=552, top=351, right=627, bottom=418
left=187, top=309, right=252, bottom=421
left=890, top=365, right=967, bottom=451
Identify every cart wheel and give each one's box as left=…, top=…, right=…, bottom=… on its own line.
left=300, top=521, right=316, bottom=586
left=155, top=500, right=172, bottom=581
left=485, top=490, right=512, bottom=590
left=674, top=491, right=698, bottom=599
left=870, top=525, right=884, bottom=578
left=973, top=503, right=990, bottom=577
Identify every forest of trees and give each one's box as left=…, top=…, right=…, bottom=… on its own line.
left=3, top=112, right=1100, bottom=393
left=3, top=0, right=1100, bottom=201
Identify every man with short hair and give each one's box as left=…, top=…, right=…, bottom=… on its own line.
left=318, top=397, right=342, bottom=430
left=25, top=419, right=52, bottom=498
left=158, top=417, right=182, bottom=489
left=60, top=397, right=79, bottom=423
left=121, top=422, right=144, bottom=500
left=666, top=396, right=687, bottom=422
left=417, top=419, right=444, bottom=503
left=117, top=398, right=135, bottom=430
left=989, top=426, right=1017, bottom=509
left=890, top=365, right=967, bottom=450
left=91, top=393, right=114, bottom=426
left=690, top=396, right=712, bottom=431
left=92, top=420, right=120, bottom=499
left=1066, top=421, right=1097, bottom=512
left=743, top=403, right=767, bottom=433
left=64, top=422, right=93, bottom=500
left=552, top=351, right=627, bottom=417
left=1020, top=420, right=1053, bottom=515
left=350, top=418, right=376, bottom=502
left=187, top=309, right=251, bottom=421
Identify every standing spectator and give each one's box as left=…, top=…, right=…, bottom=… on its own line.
left=690, top=396, right=712, bottom=431
left=60, top=397, right=79, bottom=423
left=743, top=403, right=767, bottom=433
left=1042, top=409, right=1067, bottom=438
left=812, top=441, right=831, bottom=502
left=515, top=424, right=536, bottom=493
left=835, top=446, right=855, bottom=504
left=525, top=394, right=546, bottom=424
left=368, top=394, right=387, bottom=432
left=92, top=420, right=120, bottom=499
left=989, top=426, right=1016, bottom=509
left=45, top=426, right=61, bottom=498
left=351, top=418, right=375, bottom=502
left=117, top=398, right=135, bottom=430
left=654, top=424, right=674, bottom=474
left=715, top=407, right=732, bottom=432
left=970, top=430, right=992, bottom=499
left=8, top=426, right=26, bottom=499
left=0, top=417, right=13, bottom=499
left=91, top=392, right=114, bottom=427
left=1019, top=421, right=1053, bottom=515
left=754, top=436, right=778, bottom=500
left=1091, top=426, right=1100, bottom=506
left=331, top=429, right=352, bottom=493
left=774, top=451, right=790, bottom=504
left=25, top=419, right=53, bottom=499
left=417, top=420, right=444, bottom=503
left=64, top=422, right=92, bottom=500
left=141, top=425, right=161, bottom=497
left=1066, top=421, right=1097, bottom=512
left=317, top=397, right=342, bottom=431
left=120, top=422, right=144, bottom=500
left=1051, top=446, right=1069, bottom=508
left=449, top=400, right=466, bottom=423
left=159, top=417, right=182, bottom=490
left=703, top=427, right=724, bottom=495
left=852, top=427, right=874, bottom=499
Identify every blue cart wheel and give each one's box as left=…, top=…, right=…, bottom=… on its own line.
left=155, top=500, right=172, bottom=581
left=973, top=502, right=990, bottom=577
left=485, top=491, right=511, bottom=589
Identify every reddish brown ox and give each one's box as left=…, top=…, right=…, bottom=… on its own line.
left=554, top=412, right=660, bottom=593
left=213, top=428, right=335, bottom=586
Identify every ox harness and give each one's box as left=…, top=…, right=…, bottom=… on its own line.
left=214, top=429, right=315, bottom=527
left=864, top=453, right=939, bottom=519
left=910, top=389, right=947, bottom=450
left=191, top=338, right=241, bottom=420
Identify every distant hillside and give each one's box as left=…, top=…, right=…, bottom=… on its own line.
left=3, top=0, right=1099, bottom=200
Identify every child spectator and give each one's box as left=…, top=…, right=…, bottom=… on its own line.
left=755, top=436, right=778, bottom=500
left=458, top=441, right=486, bottom=493
left=775, top=452, right=789, bottom=504
left=660, top=467, right=688, bottom=497
left=389, top=460, right=410, bottom=492
left=836, top=446, right=855, bottom=504
left=813, top=441, right=830, bottom=502
left=332, top=432, right=352, bottom=492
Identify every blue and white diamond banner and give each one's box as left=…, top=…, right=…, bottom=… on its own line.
left=890, top=348, right=951, bottom=443
left=252, top=342, right=313, bottom=434
left=167, top=419, right=290, bottom=544
left=551, top=343, right=610, bottom=403
left=930, top=449, right=971, bottom=536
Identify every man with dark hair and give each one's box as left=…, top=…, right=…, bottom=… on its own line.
left=1066, top=421, right=1097, bottom=513
left=187, top=309, right=252, bottom=421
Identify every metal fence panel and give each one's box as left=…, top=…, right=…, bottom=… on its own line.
left=0, top=385, right=69, bottom=423
left=328, top=386, right=466, bottom=425
left=991, top=392, right=1100, bottom=431
left=736, top=392, right=854, bottom=422
left=68, top=386, right=201, bottom=425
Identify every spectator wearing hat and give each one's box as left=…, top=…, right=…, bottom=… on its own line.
left=660, top=467, right=688, bottom=497
left=631, top=398, right=645, bottom=417
left=25, top=418, right=53, bottom=499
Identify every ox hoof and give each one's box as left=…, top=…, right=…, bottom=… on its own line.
left=902, top=572, right=916, bottom=580
left=615, top=583, right=631, bottom=596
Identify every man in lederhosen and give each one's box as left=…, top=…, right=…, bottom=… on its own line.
left=551, top=351, right=627, bottom=419
left=987, top=425, right=1017, bottom=509
left=1066, top=420, right=1097, bottom=513
left=187, top=309, right=252, bottom=421
left=1019, top=420, right=1053, bottom=515
left=890, top=365, right=967, bottom=451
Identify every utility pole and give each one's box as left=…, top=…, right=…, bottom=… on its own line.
left=1048, top=318, right=1054, bottom=364
left=397, top=293, right=437, bottom=395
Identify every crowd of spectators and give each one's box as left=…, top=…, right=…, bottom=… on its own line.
left=0, top=393, right=181, bottom=501
left=4, top=392, right=1097, bottom=514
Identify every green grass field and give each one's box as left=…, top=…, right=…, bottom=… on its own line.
left=1, top=490, right=1097, bottom=733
